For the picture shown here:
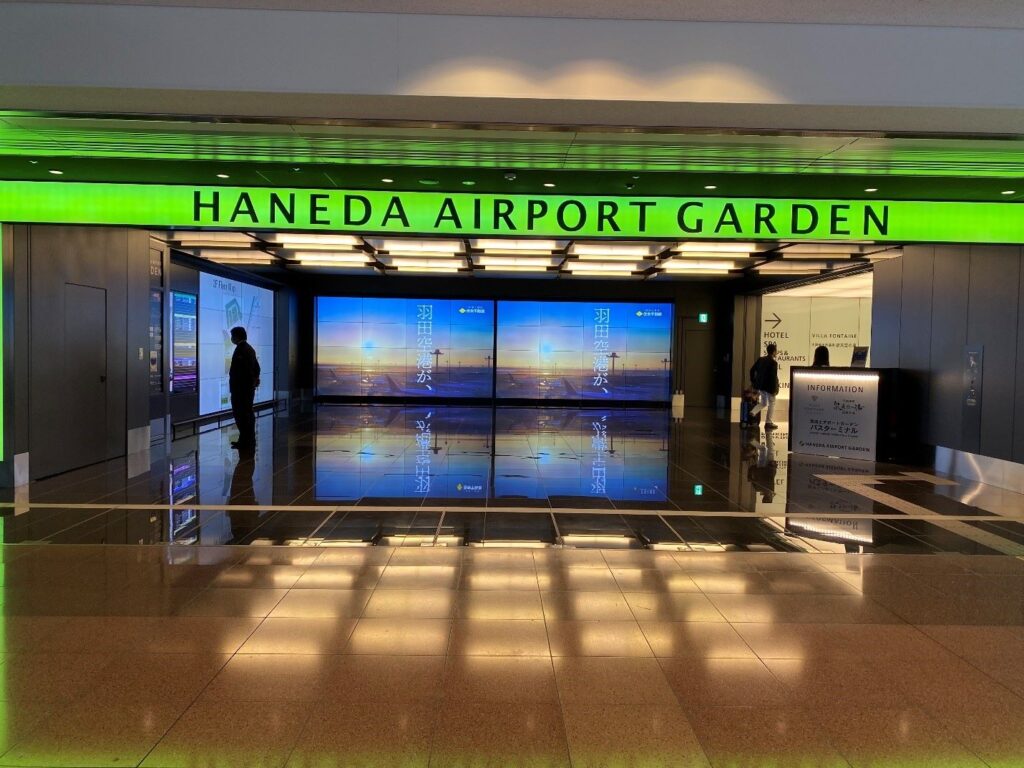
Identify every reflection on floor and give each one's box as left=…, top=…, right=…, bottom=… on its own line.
left=4, top=405, right=1024, bottom=556
left=1, top=406, right=1024, bottom=765
left=0, top=545, right=1021, bottom=767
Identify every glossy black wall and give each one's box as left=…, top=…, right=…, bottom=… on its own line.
left=873, top=245, right=1024, bottom=462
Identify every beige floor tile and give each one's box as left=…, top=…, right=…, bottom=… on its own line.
left=925, top=700, right=1024, bottom=768
left=639, top=621, right=756, bottom=659
left=602, top=551, right=682, bottom=570
left=611, top=568, right=701, bottom=593
left=709, top=593, right=902, bottom=624
left=362, top=588, right=456, bottom=618
left=546, top=620, right=653, bottom=657
left=89, top=652, right=230, bottom=705
left=345, top=618, right=452, bottom=655
left=448, top=619, right=550, bottom=656
left=179, top=587, right=288, bottom=617
left=235, top=547, right=322, bottom=567
left=0, top=698, right=55, bottom=755
left=762, top=571, right=860, bottom=595
left=534, top=549, right=608, bottom=568
left=624, top=592, right=726, bottom=622
left=203, top=653, right=334, bottom=701
left=322, top=655, right=445, bottom=702
left=813, top=705, right=987, bottom=768
left=377, top=565, right=461, bottom=590
left=454, top=589, right=544, bottom=620
left=0, top=616, right=76, bottom=652
left=734, top=622, right=948, bottom=661
left=660, top=657, right=792, bottom=711
left=917, top=624, right=1024, bottom=661
left=562, top=702, right=710, bottom=768
left=211, top=565, right=307, bottom=589
left=269, top=588, right=372, bottom=618
left=136, top=616, right=261, bottom=653
left=389, top=547, right=464, bottom=566
left=553, top=656, right=677, bottom=704
left=459, top=567, right=540, bottom=591
left=443, top=655, right=558, bottom=703
left=286, top=701, right=436, bottom=768
left=238, top=617, right=357, bottom=654
left=311, top=547, right=395, bottom=567
left=536, top=566, right=619, bottom=591
left=0, top=653, right=117, bottom=706
left=430, top=701, right=569, bottom=768
left=688, top=706, right=850, bottom=768
left=463, top=549, right=538, bottom=568
left=291, top=565, right=385, bottom=590
left=673, top=553, right=760, bottom=573
left=689, top=572, right=773, bottom=594
left=141, top=698, right=311, bottom=768
left=0, top=699, right=183, bottom=768
left=763, top=657, right=914, bottom=708
left=541, top=590, right=634, bottom=621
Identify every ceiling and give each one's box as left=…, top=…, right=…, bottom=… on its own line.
left=2, top=113, right=1023, bottom=201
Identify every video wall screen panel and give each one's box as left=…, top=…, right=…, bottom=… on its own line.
left=198, top=273, right=275, bottom=415
left=170, top=291, right=198, bottom=394
left=496, top=301, right=673, bottom=401
left=316, top=297, right=494, bottom=398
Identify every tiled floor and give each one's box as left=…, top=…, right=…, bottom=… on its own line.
left=1, top=406, right=1023, bottom=765
left=0, top=544, right=1021, bottom=766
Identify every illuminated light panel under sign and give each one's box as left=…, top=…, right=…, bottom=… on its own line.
left=6, top=182, right=1024, bottom=244
left=661, top=260, right=735, bottom=271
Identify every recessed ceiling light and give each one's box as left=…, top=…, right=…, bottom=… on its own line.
left=864, top=187, right=878, bottom=193
left=461, top=180, right=476, bottom=186
left=28, top=160, right=39, bottom=165
left=419, top=179, right=440, bottom=185
left=216, top=173, right=230, bottom=179
left=631, top=175, right=640, bottom=180
left=543, top=182, right=556, bottom=188
left=381, top=178, right=394, bottom=183
left=291, top=167, right=301, bottom=172
left=1001, top=190, right=1016, bottom=195
left=704, top=185, right=717, bottom=190
left=48, top=169, right=63, bottom=175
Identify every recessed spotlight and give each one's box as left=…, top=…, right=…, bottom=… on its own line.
left=419, top=178, right=439, bottom=186
left=48, top=169, right=63, bottom=175
left=631, top=175, right=640, bottom=180
left=461, top=180, right=476, bottom=186
left=625, top=183, right=636, bottom=190
left=28, top=160, right=39, bottom=165
left=543, top=182, right=556, bottom=188
left=504, top=172, right=517, bottom=181
left=1002, top=190, right=1016, bottom=195
left=291, top=167, right=301, bottom=172
left=704, top=185, right=717, bottom=190
left=381, top=178, right=394, bottom=183
left=864, top=187, right=878, bottom=193
left=216, top=173, right=230, bottom=179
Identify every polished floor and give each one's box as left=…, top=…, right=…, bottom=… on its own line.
left=0, top=546, right=1022, bottom=767
left=5, top=405, right=1024, bottom=556
left=1, top=406, right=1023, bottom=766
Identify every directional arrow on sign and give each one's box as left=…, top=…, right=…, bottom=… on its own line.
left=765, top=312, right=782, bottom=329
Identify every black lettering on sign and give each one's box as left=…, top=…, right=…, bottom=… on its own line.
left=526, top=199, right=548, bottom=230
left=677, top=202, right=703, bottom=234
left=830, top=204, right=851, bottom=236
left=269, top=192, right=295, bottom=225
left=310, top=194, right=330, bottom=225
left=230, top=192, right=258, bottom=224
left=344, top=195, right=371, bottom=226
left=629, top=201, right=655, bottom=232
left=193, top=190, right=219, bottom=222
left=792, top=204, right=818, bottom=235
left=864, top=204, right=889, bottom=236
left=597, top=201, right=621, bottom=232
left=381, top=196, right=409, bottom=227
left=754, top=203, right=778, bottom=235
left=493, top=199, right=516, bottom=230
left=557, top=200, right=586, bottom=232
left=434, top=197, right=462, bottom=228
left=714, top=203, right=742, bottom=233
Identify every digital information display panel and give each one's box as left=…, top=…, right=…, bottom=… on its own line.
left=198, top=273, right=275, bottom=415
left=496, top=301, right=672, bottom=401
left=170, top=291, right=198, bottom=394
left=316, top=297, right=494, bottom=398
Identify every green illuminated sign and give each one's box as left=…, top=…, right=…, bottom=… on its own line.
left=1, top=181, right=1023, bottom=243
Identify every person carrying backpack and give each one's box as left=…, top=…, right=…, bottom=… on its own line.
left=748, top=342, right=780, bottom=430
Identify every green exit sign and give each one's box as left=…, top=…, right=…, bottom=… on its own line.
left=693, top=484, right=704, bottom=496
left=698, top=312, right=709, bottom=324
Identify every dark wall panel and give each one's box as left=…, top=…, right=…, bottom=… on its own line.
left=928, top=246, right=970, bottom=449
left=871, top=258, right=903, bottom=368
left=967, top=246, right=1020, bottom=461
left=126, top=229, right=151, bottom=433
left=897, top=247, right=934, bottom=446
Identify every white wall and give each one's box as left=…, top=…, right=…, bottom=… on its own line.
left=1, top=3, right=1023, bottom=127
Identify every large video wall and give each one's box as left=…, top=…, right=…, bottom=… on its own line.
left=198, top=272, right=275, bottom=415
left=315, top=297, right=672, bottom=401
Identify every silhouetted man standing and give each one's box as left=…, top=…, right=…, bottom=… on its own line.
left=229, top=326, right=260, bottom=451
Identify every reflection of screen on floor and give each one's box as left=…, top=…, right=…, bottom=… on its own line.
left=198, top=272, right=275, bottom=415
